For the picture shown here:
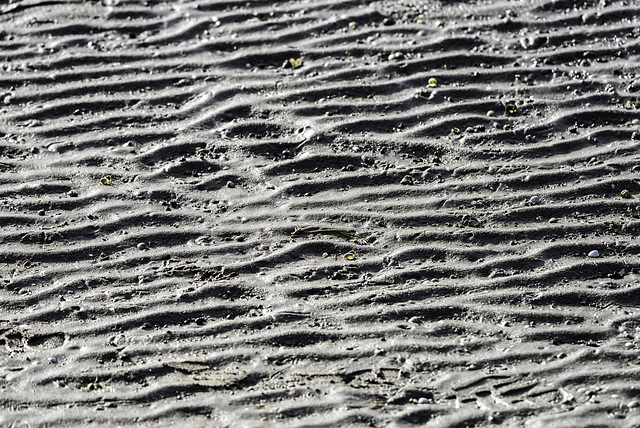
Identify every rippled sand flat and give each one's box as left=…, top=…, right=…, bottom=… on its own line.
left=1, top=1, right=640, bottom=426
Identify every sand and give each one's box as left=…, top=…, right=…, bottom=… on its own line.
left=0, top=0, right=640, bottom=426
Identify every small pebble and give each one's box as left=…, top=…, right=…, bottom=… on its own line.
left=49, top=357, right=58, bottom=364
left=632, top=119, right=640, bottom=125
left=67, top=190, right=78, bottom=197
left=417, top=397, right=430, bottom=404
left=488, top=415, right=502, bottom=424
left=487, top=110, right=495, bottom=117
left=530, top=195, right=540, bottom=205
left=400, top=175, right=414, bottom=185
left=136, top=242, right=147, bottom=251
left=628, top=400, right=640, bottom=408
left=548, top=217, right=559, bottom=223
left=588, top=250, right=600, bottom=258
left=488, top=415, right=503, bottom=424
left=38, top=209, right=46, bottom=216
left=226, top=181, right=236, bottom=188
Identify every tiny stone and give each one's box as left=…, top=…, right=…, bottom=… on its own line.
left=530, top=196, right=540, bottom=204
left=487, top=110, right=495, bottom=117
left=588, top=250, right=599, bottom=258
left=488, top=415, right=503, bottom=424
left=632, top=119, right=640, bottom=125
left=226, top=181, right=236, bottom=188
left=67, top=191, right=78, bottom=197
left=628, top=401, right=640, bottom=408
left=38, top=209, right=46, bottom=216
left=400, top=175, right=414, bottom=185
left=136, top=242, right=147, bottom=251
left=417, top=397, right=429, bottom=404
left=49, top=357, right=58, bottom=364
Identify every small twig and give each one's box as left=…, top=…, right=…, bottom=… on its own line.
left=269, top=364, right=292, bottom=379
left=291, top=226, right=363, bottom=240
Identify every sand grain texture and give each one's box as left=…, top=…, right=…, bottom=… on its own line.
left=1, top=0, right=640, bottom=426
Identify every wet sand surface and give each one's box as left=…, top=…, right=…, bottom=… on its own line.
left=1, top=0, right=640, bottom=426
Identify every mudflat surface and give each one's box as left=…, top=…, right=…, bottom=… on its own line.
left=1, top=0, right=640, bottom=426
